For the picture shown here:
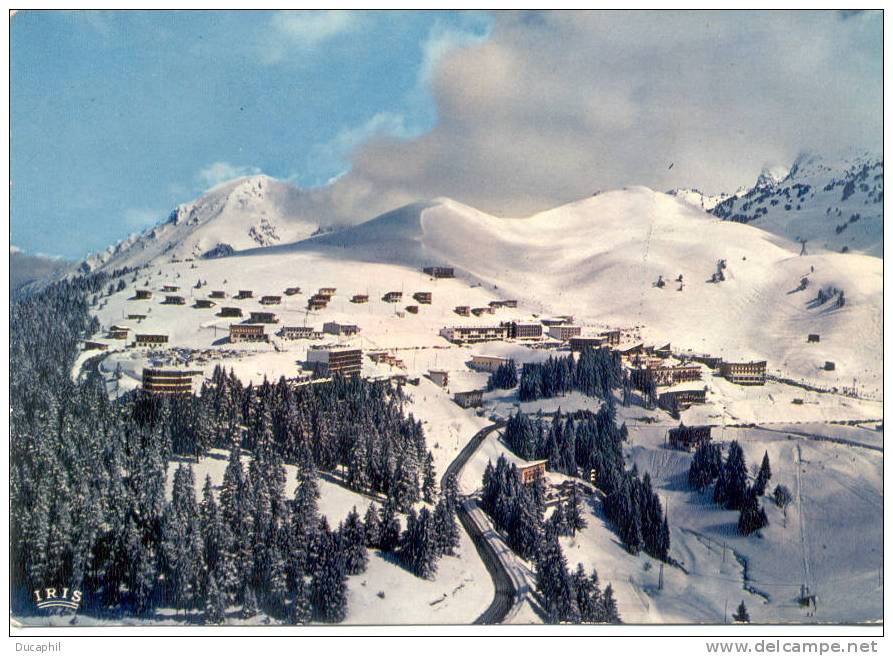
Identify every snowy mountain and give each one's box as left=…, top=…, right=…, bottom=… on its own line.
left=83, top=176, right=329, bottom=271
left=10, top=246, right=73, bottom=294
left=707, top=152, right=883, bottom=256
left=665, top=187, right=737, bottom=211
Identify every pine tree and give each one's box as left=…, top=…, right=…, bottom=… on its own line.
left=738, top=489, right=769, bottom=536
left=566, top=485, right=587, bottom=537
left=204, top=574, right=227, bottom=625
left=362, top=503, right=381, bottom=548
left=433, top=496, right=460, bottom=556
left=754, top=451, right=772, bottom=497
left=732, top=600, right=751, bottom=623
left=422, top=451, right=437, bottom=504
left=310, top=528, right=348, bottom=623
left=601, top=583, right=620, bottom=622
left=290, top=577, right=312, bottom=625
left=240, top=585, right=258, bottom=619
left=339, top=507, right=368, bottom=575
left=378, top=501, right=402, bottom=552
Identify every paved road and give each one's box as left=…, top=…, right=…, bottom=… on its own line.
left=441, top=420, right=530, bottom=624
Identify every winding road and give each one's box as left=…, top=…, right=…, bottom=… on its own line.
left=441, top=420, right=531, bottom=624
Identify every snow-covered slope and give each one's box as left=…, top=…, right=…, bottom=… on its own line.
left=666, top=187, right=737, bottom=212
left=235, top=186, right=881, bottom=391
left=83, top=176, right=328, bottom=270
left=708, top=152, right=883, bottom=257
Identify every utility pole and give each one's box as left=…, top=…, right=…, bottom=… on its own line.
left=658, top=562, right=664, bottom=591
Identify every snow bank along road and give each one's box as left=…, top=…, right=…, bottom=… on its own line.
left=442, top=420, right=530, bottom=624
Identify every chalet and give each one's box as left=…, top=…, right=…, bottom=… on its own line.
left=541, top=316, right=574, bottom=327
left=134, top=334, right=169, bottom=347
left=423, top=266, right=455, bottom=278
left=501, top=300, right=518, bottom=308
left=284, top=287, right=301, bottom=296
left=413, top=291, right=432, bottom=304
left=569, top=336, right=607, bottom=352
left=428, top=369, right=449, bottom=387
left=319, top=287, right=337, bottom=295
left=488, top=300, right=504, bottom=309
left=280, top=326, right=317, bottom=340
left=454, top=306, right=471, bottom=316
left=219, top=306, right=243, bottom=318
left=632, top=364, right=702, bottom=388
left=307, top=297, right=328, bottom=311
left=249, top=311, right=278, bottom=324
left=654, top=343, right=673, bottom=358
left=471, top=307, right=495, bottom=316
left=807, top=334, right=820, bottom=343
left=469, top=354, right=508, bottom=373
left=824, top=361, right=836, bottom=371
left=229, top=324, right=267, bottom=343
left=406, top=305, right=419, bottom=314
left=690, top=354, right=723, bottom=369
left=209, top=290, right=227, bottom=299
left=235, top=290, right=254, bottom=300
left=307, top=347, right=363, bottom=377
left=548, top=324, right=582, bottom=341
left=599, top=330, right=622, bottom=345
left=126, top=314, right=147, bottom=321
left=194, top=299, right=216, bottom=309
left=108, top=325, right=130, bottom=340
left=351, top=294, right=369, bottom=304
left=162, top=285, right=180, bottom=293
left=142, top=368, right=202, bottom=396
left=260, top=295, right=282, bottom=305
left=439, top=325, right=507, bottom=344
left=519, top=460, right=547, bottom=485
left=368, top=352, right=405, bottom=368
left=382, top=291, right=403, bottom=303
left=84, top=341, right=109, bottom=351
left=720, top=360, right=767, bottom=385
left=453, top=389, right=484, bottom=408
left=503, top=321, right=543, bottom=340
left=135, top=289, right=153, bottom=300
left=619, top=343, right=645, bottom=357
left=163, top=295, right=186, bottom=305
left=323, top=321, right=360, bottom=336
left=658, top=388, right=707, bottom=411
left=668, top=424, right=712, bottom=451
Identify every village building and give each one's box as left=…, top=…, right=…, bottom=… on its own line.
left=454, top=306, right=471, bottom=316
left=632, top=364, right=702, bottom=388
left=108, top=325, right=130, bottom=340
left=654, top=343, right=673, bottom=358
left=453, top=389, right=484, bottom=408
left=501, top=300, right=518, bottom=308
left=658, top=388, right=707, bottom=411
left=219, top=306, right=243, bottom=317
left=323, top=321, right=360, bottom=336
left=405, top=305, right=419, bottom=314
left=428, top=369, right=449, bottom=387
left=209, top=290, right=227, bottom=299
left=134, top=334, right=169, bottom=347
left=134, top=289, right=153, bottom=300
left=569, top=336, right=608, bottom=352
left=235, top=290, right=254, bottom=299
left=439, top=325, right=507, bottom=344
left=260, top=295, right=282, bottom=305
left=824, top=361, right=836, bottom=371
left=307, top=347, right=363, bottom=377
left=368, top=352, right=405, bottom=368
left=423, top=266, right=455, bottom=278
left=142, top=368, right=202, bottom=395
left=541, top=316, right=575, bottom=327
left=413, top=291, right=432, bottom=304
left=194, top=299, right=216, bottom=309
left=84, top=340, right=109, bottom=351
left=229, top=324, right=267, bottom=343
left=319, top=287, right=337, bottom=295
left=284, top=287, right=301, bottom=296
left=807, top=334, right=820, bottom=343
left=519, top=460, right=547, bottom=485
left=162, top=284, right=180, bottom=292
left=163, top=295, right=186, bottom=305
left=599, top=330, right=622, bottom=345
left=668, top=424, right=712, bottom=451
left=126, top=313, right=147, bottom=321
left=690, top=354, right=723, bottom=369
left=619, top=343, right=646, bottom=358
left=307, top=297, right=328, bottom=310
left=280, top=326, right=318, bottom=340
left=548, top=324, right=582, bottom=341
left=488, top=300, right=504, bottom=309
left=249, top=311, right=278, bottom=324
left=351, top=294, right=369, bottom=304
left=471, top=306, right=495, bottom=316
left=720, top=360, right=767, bottom=385
left=382, top=291, right=403, bottom=303
left=469, top=354, right=509, bottom=373
left=503, top=321, right=543, bottom=340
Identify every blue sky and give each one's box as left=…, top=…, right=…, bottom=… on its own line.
left=11, top=10, right=491, bottom=258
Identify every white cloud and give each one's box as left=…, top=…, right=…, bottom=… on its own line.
left=261, top=10, right=361, bottom=63
left=196, top=162, right=263, bottom=189
left=294, top=10, right=881, bottom=227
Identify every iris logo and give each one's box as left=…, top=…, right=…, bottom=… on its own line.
left=33, top=587, right=82, bottom=611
